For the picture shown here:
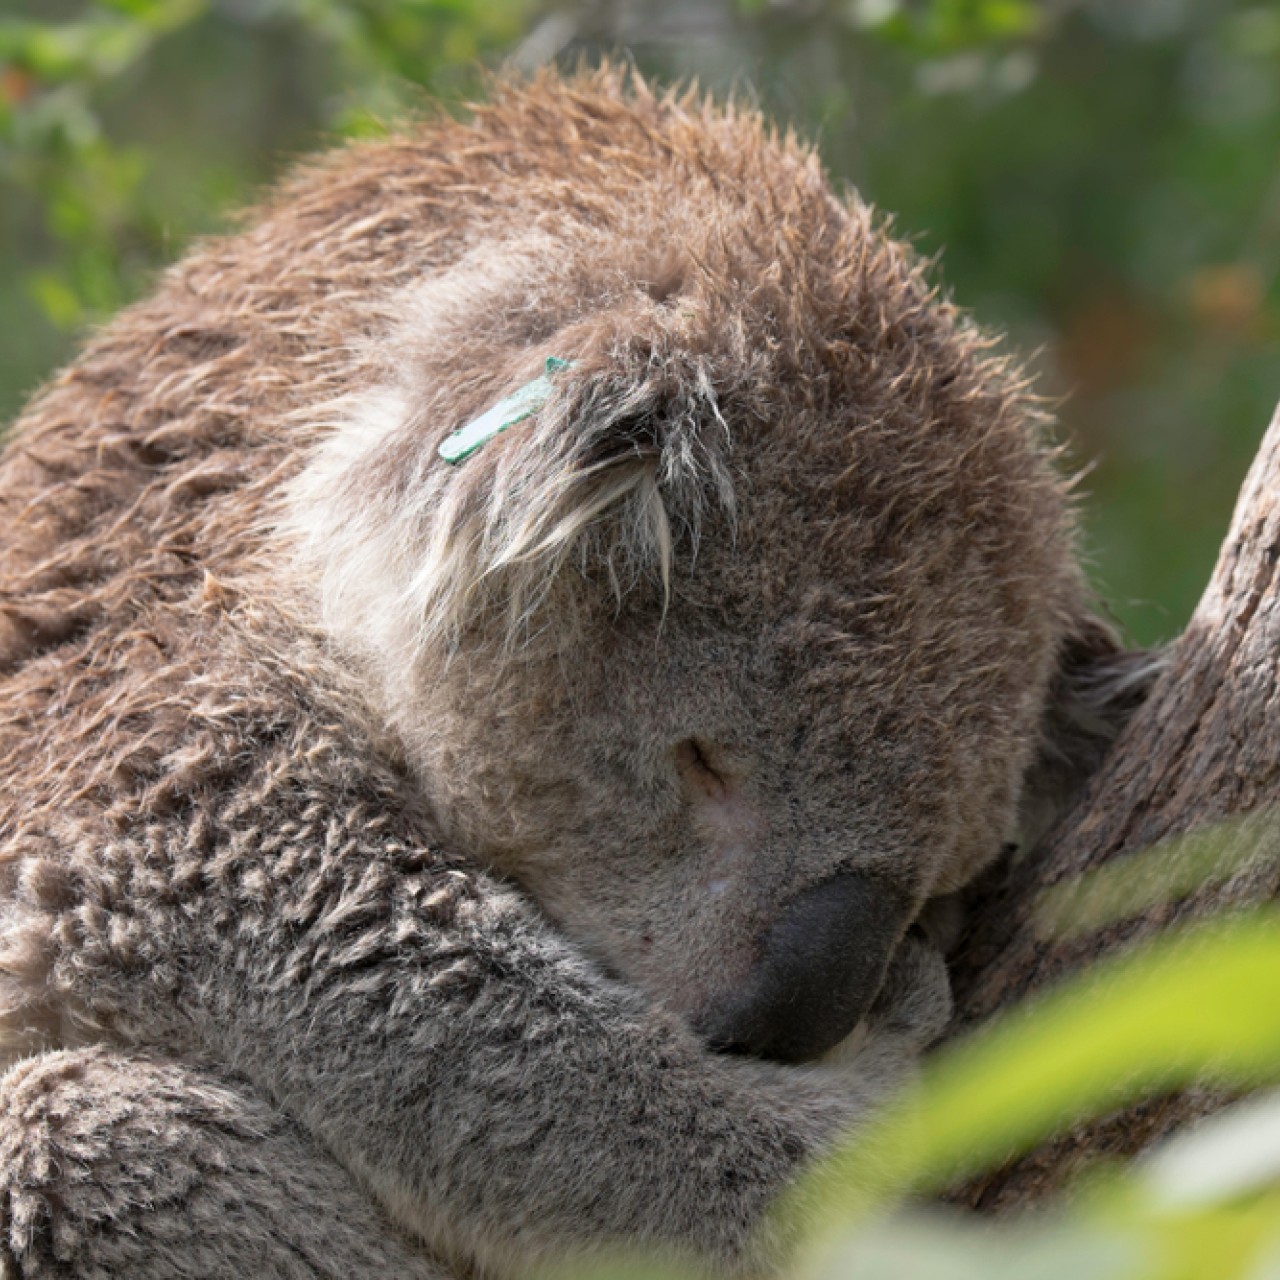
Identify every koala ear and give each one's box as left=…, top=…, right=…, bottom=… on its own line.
left=1018, top=614, right=1165, bottom=850
left=411, top=353, right=735, bottom=652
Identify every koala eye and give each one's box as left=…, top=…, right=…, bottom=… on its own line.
left=676, top=737, right=727, bottom=799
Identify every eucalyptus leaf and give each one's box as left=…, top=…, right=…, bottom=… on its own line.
left=793, top=911, right=1280, bottom=1226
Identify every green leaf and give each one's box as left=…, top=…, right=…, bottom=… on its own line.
left=27, top=270, right=85, bottom=329
left=794, top=910, right=1280, bottom=1229
left=1036, top=814, right=1279, bottom=938
left=801, top=1209, right=1144, bottom=1280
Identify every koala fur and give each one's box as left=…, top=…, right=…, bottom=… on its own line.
left=0, top=67, right=1134, bottom=1277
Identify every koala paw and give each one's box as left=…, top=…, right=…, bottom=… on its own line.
left=867, top=930, right=954, bottom=1048
left=916, top=891, right=968, bottom=955
left=817, top=933, right=952, bottom=1095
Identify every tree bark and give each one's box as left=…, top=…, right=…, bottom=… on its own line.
left=947, top=400, right=1280, bottom=1210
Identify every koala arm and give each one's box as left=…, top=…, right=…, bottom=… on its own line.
left=205, top=825, right=916, bottom=1276
left=29, top=735, right=935, bottom=1279
left=234, top=884, right=853, bottom=1276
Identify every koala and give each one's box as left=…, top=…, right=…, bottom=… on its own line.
left=0, top=67, right=1143, bottom=1279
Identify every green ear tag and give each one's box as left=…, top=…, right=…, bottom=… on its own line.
left=438, top=357, right=573, bottom=465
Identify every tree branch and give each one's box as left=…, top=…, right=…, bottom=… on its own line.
left=947, top=400, right=1280, bottom=1208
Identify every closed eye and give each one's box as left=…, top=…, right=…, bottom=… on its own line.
left=675, top=737, right=727, bottom=799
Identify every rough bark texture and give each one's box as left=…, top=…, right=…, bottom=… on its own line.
left=946, top=401, right=1280, bottom=1209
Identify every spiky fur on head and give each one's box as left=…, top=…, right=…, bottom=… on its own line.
left=286, top=67, right=1073, bottom=691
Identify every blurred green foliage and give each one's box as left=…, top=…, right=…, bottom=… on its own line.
left=785, top=849, right=1280, bottom=1280
left=0, top=0, right=534, bottom=403
left=3, top=1, right=1279, bottom=645
left=805, top=909, right=1280, bottom=1213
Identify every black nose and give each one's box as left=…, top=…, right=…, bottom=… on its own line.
left=699, top=873, right=907, bottom=1063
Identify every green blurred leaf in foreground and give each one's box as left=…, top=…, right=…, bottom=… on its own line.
left=772, top=904, right=1280, bottom=1280
left=797, top=1094, right=1280, bottom=1280
left=795, top=910, right=1280, bottom=1226
left=1036, top=811, right=1280, bottom=938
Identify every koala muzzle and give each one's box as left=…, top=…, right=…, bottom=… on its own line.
left=700, top=873, right=906, bottom=1063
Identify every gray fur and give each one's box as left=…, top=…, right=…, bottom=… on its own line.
left=0, top=69, right=1141, bottom=1278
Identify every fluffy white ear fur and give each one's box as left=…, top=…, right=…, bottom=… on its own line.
left=285, top=244, right=734, bottom=676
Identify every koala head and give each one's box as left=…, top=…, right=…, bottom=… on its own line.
left=288, top=76, right=1121, bottom=1062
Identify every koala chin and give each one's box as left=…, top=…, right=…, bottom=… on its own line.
left=0, top=65, right=1147, bottom=1279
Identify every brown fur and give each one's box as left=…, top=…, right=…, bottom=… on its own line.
left=0, top=66, right=1123, bottom=1277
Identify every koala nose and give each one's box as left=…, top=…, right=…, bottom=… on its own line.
left=700, top=873, right=907, bottom=1063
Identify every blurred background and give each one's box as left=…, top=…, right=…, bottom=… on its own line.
left=1, top=0, right=1277, bottom=647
